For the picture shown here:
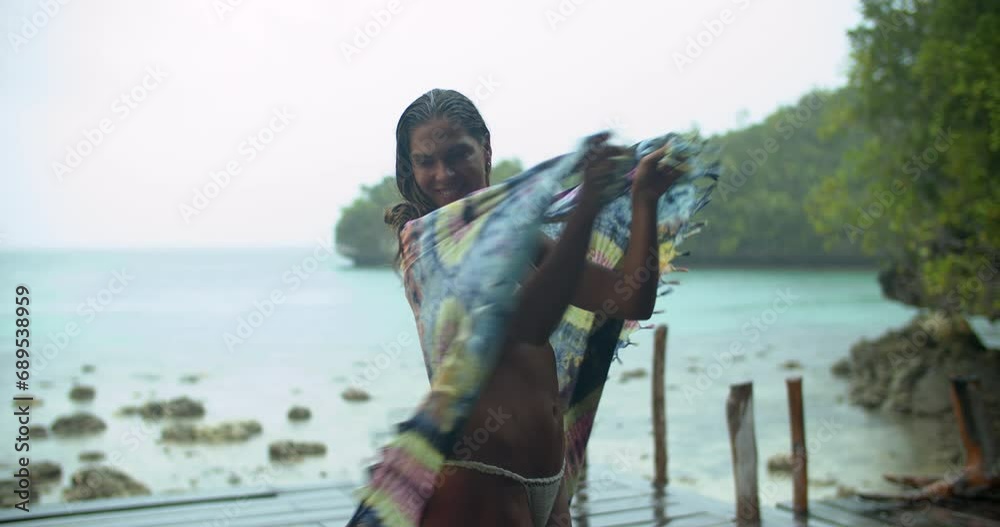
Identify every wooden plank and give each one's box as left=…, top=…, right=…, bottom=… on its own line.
left=0, top=485, right=357, bottom=527
left=0, top=487, right=279, bottom=525
left=5, top=495, right=296, bottom=527
left=935, top=497, right=1000, bottom=519
left=658, top=485, right=740, bottom=517
left=286, top=495, right=365, bottom=517
left=761, top=505, right=838, bottom=527
left=272, top=480, right=358, bottom=495
left=570, top=493, right=678, bottom=517
left=572, top=493, right=704, bottom=521
left=778, top=500, right=891, bottom=527
left=575, top=470, right=647, bottom=492
left=184, top=507, right=353, bottom=527
left=84, top=500, right=354, bottom=527
left=581, top=507, right=704, bottom=527
left=662, top=514, right=735, bottom=527
left=572, top=484, right=767, bottom=527
left=823, top=497, right=968, bottom=527
left=279, top=488, right=357, bottom=510
left=641, top=512, right=733, bottom=527
left=652, top=324, right=668, bottom=486
left=726, top=382, right=760, bottom=523
left=925, top=505, right=1000, bottom=527
left=164, top=498, right=356, bottom=527
left=574, top=484, right=651, bottom=504
left=575, top=484, right=734, bottom=517
left=0, top=481, right=356, bottom=525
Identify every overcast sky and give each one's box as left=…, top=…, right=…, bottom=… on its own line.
left=1, top=0, right=862, bottom=249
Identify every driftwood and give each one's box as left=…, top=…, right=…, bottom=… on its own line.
left=860, top=376, right=1000, bottom=501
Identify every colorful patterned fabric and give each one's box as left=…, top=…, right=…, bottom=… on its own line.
left=347, top=131, right=718, bottom=527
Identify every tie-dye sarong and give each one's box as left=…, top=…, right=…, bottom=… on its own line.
left=347, top=131, right=718, bottom=527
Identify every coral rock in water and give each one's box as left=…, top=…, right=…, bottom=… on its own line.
left=161, top=420, right=262, bottom=443
left=120, top=396, right=206, bottom=419
left=29, top=425, right=48, bottom=439
left=51, top=412, right=107, bottom=436
left=79, top=451, right=105, bottom=462
left=618, top=368, right=648, bottom=383
left=69, top=385, right=96, bottom=401
left=63, top=466, right=151, bottom=502
left=766, top=453, right=794, bottom=473
left=34, top=461, right=62, bottom=484
left=341, top=387, right=371, bottom=402
left=269, top=441, right=328, bottom=461
left=287, top=406, right=312, bottom=421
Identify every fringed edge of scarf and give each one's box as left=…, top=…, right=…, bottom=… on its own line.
left=349, top=431, right=444, bottom=527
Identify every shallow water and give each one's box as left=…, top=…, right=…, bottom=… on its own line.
left=0, top=248, right=982, bottom=507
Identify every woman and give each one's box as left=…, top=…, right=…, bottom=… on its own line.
left=348, top=89, right=710, bottom=527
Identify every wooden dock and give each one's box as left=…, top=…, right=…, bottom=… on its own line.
left=0, top=472, right=807, bottom=527
left=2, top=471, right=997, bottom=526
left=0, top=473, right=759, bottom=527
left=777, top=495, right=1000, bottom=527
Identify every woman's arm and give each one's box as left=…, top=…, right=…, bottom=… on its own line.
left=506, top=141, right=620, bottom=347
left=535, top=192, right=660, bottom=321
left=508, top=193, right=603, bottom=346
left=533, top=146, right=678, bottom=321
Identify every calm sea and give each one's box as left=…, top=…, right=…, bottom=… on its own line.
left=0, top=248, right=985, bottom=506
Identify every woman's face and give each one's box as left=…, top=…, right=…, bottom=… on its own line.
left=409, top=118, right=490, bottom=208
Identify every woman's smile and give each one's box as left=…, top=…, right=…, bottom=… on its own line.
left=436, top=184, right=467, bottom=203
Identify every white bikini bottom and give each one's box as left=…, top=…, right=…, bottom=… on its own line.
left=442, top=458, right=566, bottom=527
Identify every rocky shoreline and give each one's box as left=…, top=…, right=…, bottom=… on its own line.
left=833, top=312, right=1000, bottom=466
left=1, top=379, right=374, bottom=507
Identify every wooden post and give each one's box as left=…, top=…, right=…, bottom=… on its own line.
left=727, top=382, right=760, bottom=524
left=786, top=377, right=808, bottom=516
left=652, top=324, right=668, bottom=487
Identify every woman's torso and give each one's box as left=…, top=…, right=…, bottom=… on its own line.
left=421, top=338, right=565, bottom=525
left=460, top=339, right=565, bottom=474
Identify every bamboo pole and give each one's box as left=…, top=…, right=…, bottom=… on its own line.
left=786, top=377, right=808, bottom=516
left=726, top=382, right=760, bottom=523
left=652, top=324, right=668, bottom=487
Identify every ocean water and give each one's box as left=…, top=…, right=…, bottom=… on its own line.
left=0, top=248, right=979, bottom=507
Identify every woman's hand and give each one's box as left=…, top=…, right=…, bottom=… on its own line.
left=578, top=137, right=628, bottom=210
left=632, top=145, right=683, bottom=205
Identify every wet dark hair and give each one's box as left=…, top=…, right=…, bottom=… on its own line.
left=384, top=89, right=491, bottom=264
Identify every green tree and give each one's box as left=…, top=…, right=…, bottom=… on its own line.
left=334, top=176, right=399, bottom=267
left=806, top=0, right=1000, bottom=319
left=690, top=89, right=870, bottom=266
left=491, top=158, right=523, bottom=184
